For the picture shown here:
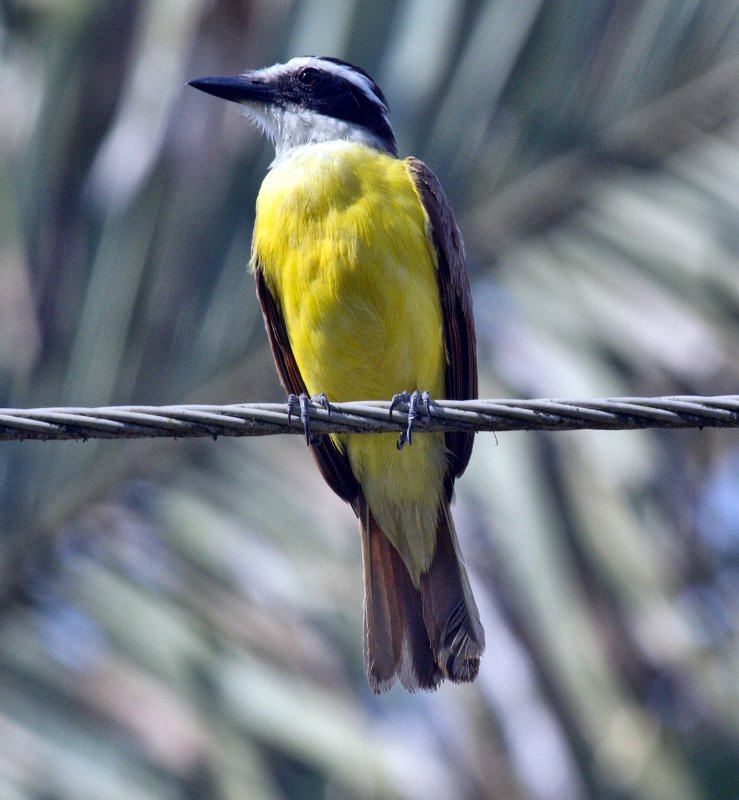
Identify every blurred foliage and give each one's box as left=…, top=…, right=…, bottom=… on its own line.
left=1, top=0, right=739, bottom=798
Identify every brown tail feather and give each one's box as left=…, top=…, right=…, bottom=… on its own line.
left=360, top=498, right=439, bottom=691
left=359, top=495, right=484, bottom=692
left=420, top=503, right=485, bottom=682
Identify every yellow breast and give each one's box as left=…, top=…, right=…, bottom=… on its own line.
left=252, top=141, right=445, bottom=403
left=252, top=142, right=448, bottom=573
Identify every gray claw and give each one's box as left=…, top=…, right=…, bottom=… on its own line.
left=392, top=390, right=432, bottom=449
left=312, top=393, right=331, bottom=416
left=390, top=391, right=411, bottom=420
left=287, top=393, right=319, bottom=445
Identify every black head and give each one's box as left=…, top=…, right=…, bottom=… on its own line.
left=188, top=56, right=397, bottom=157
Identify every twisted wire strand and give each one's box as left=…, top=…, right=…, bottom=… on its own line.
left=0, top=396, right=737, bottom=441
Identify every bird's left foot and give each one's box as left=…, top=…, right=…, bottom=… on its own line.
left=390, top=390, right=431, bottom=449
left=287, top=393, right=331, bottom=445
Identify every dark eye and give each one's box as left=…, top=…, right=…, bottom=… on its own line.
left=298, top=67, right=321, bottom=86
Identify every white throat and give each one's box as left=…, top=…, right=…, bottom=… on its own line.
left=242, top=103, right=387, bottom=162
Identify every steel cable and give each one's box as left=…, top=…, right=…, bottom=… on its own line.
left=0, top=395, right=736, bottom=441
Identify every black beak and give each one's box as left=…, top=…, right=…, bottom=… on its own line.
left=187, top=74, right=275, bottom=105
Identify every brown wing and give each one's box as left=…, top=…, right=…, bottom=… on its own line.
left=406, top=158, right=477, bottom=487
left=254, top=260, right=360, bottom=511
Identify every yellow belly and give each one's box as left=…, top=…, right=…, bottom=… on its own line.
left=253, top=142, right=447, bottom=577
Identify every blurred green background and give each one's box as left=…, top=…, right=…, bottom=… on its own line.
left=2, top=1, right=739, bottom=798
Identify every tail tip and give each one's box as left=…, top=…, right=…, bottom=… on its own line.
left=438, top=634, right=485, bottom=683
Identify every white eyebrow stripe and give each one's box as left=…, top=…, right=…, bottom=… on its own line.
left=239, top=57, right=396, bottom=157
left=256, top=56, right=385, bottom=111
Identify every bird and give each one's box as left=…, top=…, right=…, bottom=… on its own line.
left=188, top=56, right=484, bottom=692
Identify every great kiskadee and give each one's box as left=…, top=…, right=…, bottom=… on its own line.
left=189, top=56, right=484, bottom=692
